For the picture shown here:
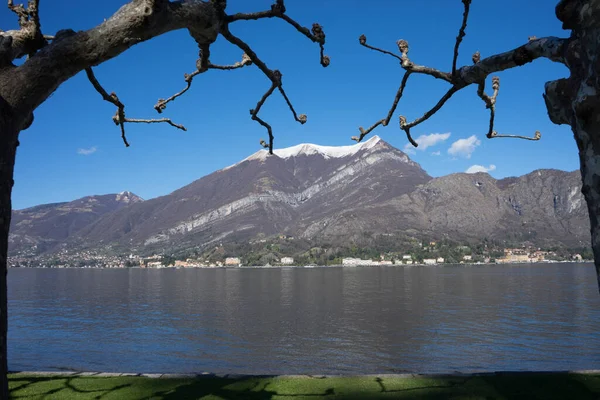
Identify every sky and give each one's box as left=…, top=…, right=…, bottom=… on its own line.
left=4, top=0, right=576, bottom=209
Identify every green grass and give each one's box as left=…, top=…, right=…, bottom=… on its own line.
left=8, top=372, right=600, bottom=399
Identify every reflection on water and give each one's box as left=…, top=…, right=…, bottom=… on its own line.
left=8, top=263, right=600, bottom=374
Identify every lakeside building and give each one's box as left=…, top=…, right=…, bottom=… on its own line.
left=496, top=248, right=532, bottom=263
left=146, top=261, right=164, bottom=268
left=280, top=257, right=294, bottom=265
left=225, top=257, right=240, bottom=266
left=342, top=258, right=376, bottom=266
left=423, top=259, right=437, bottom=265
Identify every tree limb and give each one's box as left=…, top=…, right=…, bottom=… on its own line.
left=251, top=82, right=277, bottom=153
left=155, top=51, right=252, bottom=113
left=358, top=34, right=402, bottom=62
left=356, top=2, right=567, bottom=147
left=3, top=0, right=328, bottom=152
left=489, top=131, right=541, bottom=141
left=220, top=26, right=310, bottom=151
left=85, top=67, right=186, bottom=147
left=353, top=71, right=411, bottom=142
left=452, top=0, right=471, bottom=77
left=2, top=0, right=46, bottom=61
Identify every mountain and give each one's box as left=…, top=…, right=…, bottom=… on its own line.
left=9, top=191, right=143, bottom=256
left=9, top=136, right=591, bottom=258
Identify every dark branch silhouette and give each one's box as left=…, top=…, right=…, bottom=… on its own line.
left=85, top=68, right=186, bottom=147
left=355, top=0, right=563, bottom=146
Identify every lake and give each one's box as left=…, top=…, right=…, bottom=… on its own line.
left=7, top=263, right=600, bottom=374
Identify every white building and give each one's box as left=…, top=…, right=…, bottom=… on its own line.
left=402, top=255, right=412, bottom=260
left=436, top=257, right=445, bottom=263
left=280, top=257, right=294, bottom=265
left=463, top=255, right=472, bottom=261
left=342, top=258, right=375, bottom=266
left=225, top=257, right=241, bottom=266
left=423, top=259, right=437, bottom=265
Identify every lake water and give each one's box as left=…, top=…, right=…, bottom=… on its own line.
left=7, top=263, right=600, bottom=374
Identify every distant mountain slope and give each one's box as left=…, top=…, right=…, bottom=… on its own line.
left=306, top=169, right=589, bottom=248
left=68, top=136, right=431, bottom=253
left=9, top=136, right=591, bottom=257
left=9, top=192, right=143, bottom=256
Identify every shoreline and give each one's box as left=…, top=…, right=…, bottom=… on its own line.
left=9, top=369, right=600, bottom=378
left=8, top=260, right=594, bottom=270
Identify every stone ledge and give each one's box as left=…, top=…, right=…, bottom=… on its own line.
left=8, top=370, right=600, bottom=379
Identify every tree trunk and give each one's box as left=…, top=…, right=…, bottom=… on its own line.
left=0, top=100, right=18, bottom=399
left=577, top=125, right=600, bottom=291
left=549, top=0, right=600, bottom=290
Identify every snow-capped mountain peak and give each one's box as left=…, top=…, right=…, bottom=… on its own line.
left=225, top=135, right=384, bottom=170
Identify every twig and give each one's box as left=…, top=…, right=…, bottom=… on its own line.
left=155, top=70, right=201, bottom=113
left=452, top=0, right=471, bottom=77
left=277, top=82, right=307, bottom=124
left=359, top=34, right=402, bottom=62
left=489, top=131, right=541, bottom=140
left=251, top=83, right=278, bottom=153
left=401, top=86, right=459, bottom=130
left=221, top=26, right=309, bottom=152
left=226, top=2, right=330, bottom=68
left=353, top=71, right=411, bottom=142
left=397, top=39, right=453, bottom=82
left=155, top=52, right=252, bottom=113
left=86, top=67, right=186, bottom=147
left=7, top=0, right=28, bottom=25
left=121, top=118, right=186, bottom=131
left=399, top=116, right=418, bottom=147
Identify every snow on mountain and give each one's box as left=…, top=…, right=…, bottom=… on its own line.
left=223, top=135, right=383, bottom=170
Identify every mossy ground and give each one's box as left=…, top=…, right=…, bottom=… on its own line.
left=8, top=372, right=600, bottom=399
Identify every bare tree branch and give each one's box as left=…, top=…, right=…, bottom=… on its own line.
left=154, top=70, right=201, bottom=114
left=3, top=0, right=328, bottom=154
left=356, top=2, right=566, bottom=147
left=489, top=130, right=542, bottom=141
left=402, top=86, right=459, bottom=130
left=2, top=0, right=46, bottom=60
left=155, top=51, right=252, bottom=113
left=397, top=39, right=454, bottom=83
left=452, top=0, right=471, bottom=77
left=358, top=34, right=402, bottom=62
left=353, top=71, right=411, bottom=142
left=226, top=2, right=329, bottom=67
left=251, top=82, right=277, bottom=154
left=120, top=117, right=187, bottom=131
left=85, top=67, right=186, bottom=147
left=456, top=36, right=566, bottom=85
left=220, top=25, right=311, bottom=152
left=399, top=116, right=418, bottom=147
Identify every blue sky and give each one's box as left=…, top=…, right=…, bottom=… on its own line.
left=6, top=0, right=575, bottom=209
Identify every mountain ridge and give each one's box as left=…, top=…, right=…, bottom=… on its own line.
left=9, top=136, right=590, bottom=258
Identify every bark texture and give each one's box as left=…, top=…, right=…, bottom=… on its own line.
left=546, top=0, right=600, bottom=289
left=0, top=97, right=19, bottom=400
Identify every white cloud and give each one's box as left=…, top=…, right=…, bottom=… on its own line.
left=466, top=164, right=496, bottom=174
left=77, top=146, right=97, bottom=156
left=403, top=132, right=451, bottom=153
left=448, top=135, right=481, bottom=159
left=431, top=151, right=441, bottom=156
